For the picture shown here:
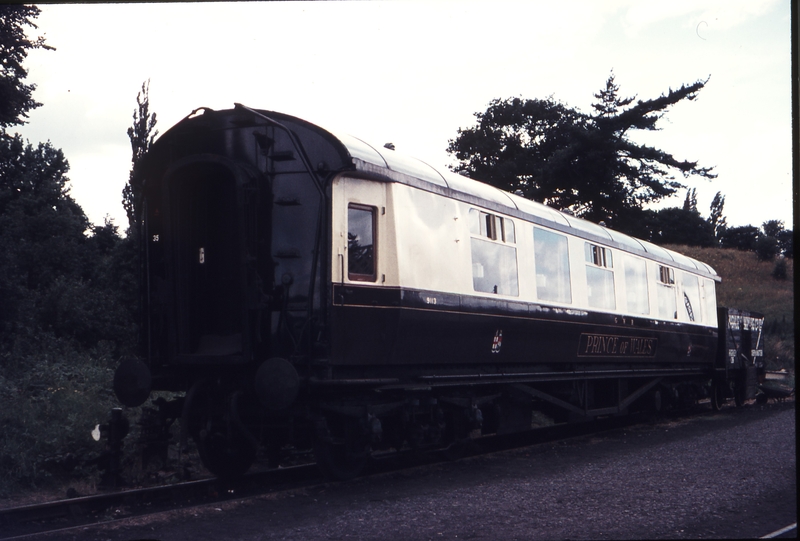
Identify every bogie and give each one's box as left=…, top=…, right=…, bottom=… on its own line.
left=182, top=381, right=258, bottom=478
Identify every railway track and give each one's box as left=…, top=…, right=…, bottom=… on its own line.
left=0, top=463, right=321, bottom=540
left=0, top=400, right=771, bottom=539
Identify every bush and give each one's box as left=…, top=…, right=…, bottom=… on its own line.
left=755, top=236, right=780, bottom=261
left=719, top=225, right=760, bottom=251
left=0, top=135, right=140, bottom=497
left=772, top=258, right=788, bottom=280
left=0, top=335, right=119, bottom=497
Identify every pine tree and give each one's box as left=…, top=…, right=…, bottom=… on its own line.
left=591, top=70, right=634, bottom=118
left=448, top=71, right=717, bottom=233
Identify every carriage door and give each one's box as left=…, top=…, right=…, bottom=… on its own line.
left=332, top=177, right=388, bottom=363
left=166, top=160, right=247, bottom=361
left=333, top=177, right=387, bottom=287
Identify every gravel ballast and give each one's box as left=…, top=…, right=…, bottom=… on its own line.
left=52, top=401, right=796, bottom=540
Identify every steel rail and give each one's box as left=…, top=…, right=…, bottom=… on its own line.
left=761, top=522, right=798, bottom=539
left=3, top=399, right=790, bottom=539
left=0, top=463, right=320, bottom=540
left=0, top=413, right=651, bottom=539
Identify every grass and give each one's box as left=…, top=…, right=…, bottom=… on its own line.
left=665, top=244, right=794, bottom=371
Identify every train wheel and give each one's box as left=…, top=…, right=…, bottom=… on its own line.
left=711, top=380, right=725, bottom=411
left=734, top=380, right=746, bottom=408
left=652, top=389, right=663, bottom=413
left=441, top=408, right=470, bottom=461
left=196, top=430, right=257, bottom=479
left=314, top=417, right=369, bottom=481
left=184, top=380, right=257, bottom=479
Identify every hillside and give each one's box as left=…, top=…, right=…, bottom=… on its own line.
left=665, top=245, right=794, bottom=371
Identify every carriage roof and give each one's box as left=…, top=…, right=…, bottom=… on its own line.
left=330, top=130, right=719, bottom=282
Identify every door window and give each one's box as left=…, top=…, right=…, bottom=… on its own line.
left=347, top=204, right=376, bottom=281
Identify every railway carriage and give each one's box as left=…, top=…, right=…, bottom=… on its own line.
left=113, top=105, right=763, bottom=479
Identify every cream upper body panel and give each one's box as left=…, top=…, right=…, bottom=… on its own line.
left=332, top=172, right=718, bottom=328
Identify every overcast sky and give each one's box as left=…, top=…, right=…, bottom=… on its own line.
left=15, top=0, right=793, bottom=232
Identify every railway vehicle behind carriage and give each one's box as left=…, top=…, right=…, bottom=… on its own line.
left=113, top=105, right=765, bottom=479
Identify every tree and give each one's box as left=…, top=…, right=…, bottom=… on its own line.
left=0, top=5, right=53, bottom=131
left=122, top=80, right=158, bottom=236
left=755, top=235, right=780, bottom=261
left=760, top=219, right=793, bottom=259
left=762, top=219, right=785, bottom=239
left=117, top=81, right=158, bottom=359
left=0, top=135, right=89, bottom=347
left=0, top=135, right=87, bottom=281
left=776, top=229, right=793, bottom=258
left=707, top=191, right=727, bottom=242
left=640, top=207, right=716, bottom=247
left=447, top=96, right=586, bottom=203
left=0, top=12, right=140, bottom=492
left=719, top=225, right=760, bottom=251
left=448, top=72, right=717, bottom=233
left=591, top=69, right=634, bottom=118
left=682, top=188, right=698, bottom=212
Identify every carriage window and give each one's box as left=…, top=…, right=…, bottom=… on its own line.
left=471, top=239, right=519, bottom=295
left=657, top=265, right=677, bottom=319
left=533, top=228, right=571, bottom=303
left=469, top=209, right=518, bottom=295
left=624, top=255, right=649, bottom=315
left=702, top=278, right=717, bottom=326
left=469, top=209, right=515, bottom=243
left=585, top=243, right=612, bottom=268
left=347, top=204, right=376, bottom=281
left=681, top=273, right=701, bottom=322
left=503, top=219, right=515, bottom=244
left=585, top=243, right=615, bottom=310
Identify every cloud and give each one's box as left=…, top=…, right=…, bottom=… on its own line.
left=620, top=0, right=782, bottom=36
